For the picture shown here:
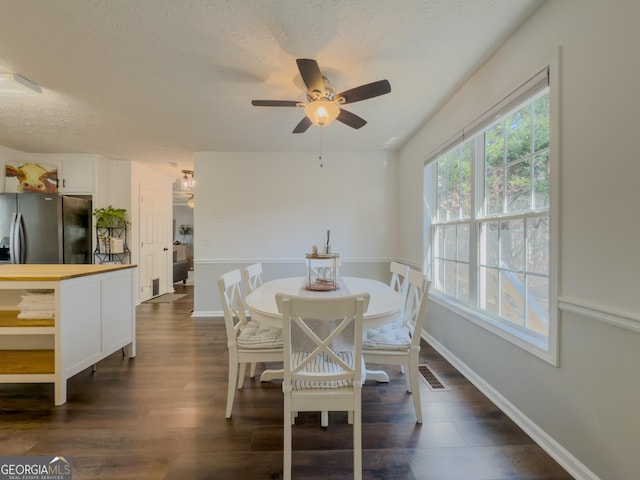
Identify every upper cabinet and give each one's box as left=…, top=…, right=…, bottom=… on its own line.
left=26, top=154, right=97, bottom=195
left=57, top=156, right=95, bottom=193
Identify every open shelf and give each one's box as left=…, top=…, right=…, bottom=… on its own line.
left=0, top=265, right=136, bottom=404
left=0, top=310, right=54, bottom=328
left=0, top=350, right=54, bottom=374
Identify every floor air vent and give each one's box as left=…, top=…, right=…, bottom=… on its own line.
left=419, top=364, right=449, bottom=391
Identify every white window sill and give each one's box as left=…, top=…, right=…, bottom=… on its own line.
left=429, top=292, right=558, bottom=366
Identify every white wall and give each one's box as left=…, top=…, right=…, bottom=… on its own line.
left=192, top=150, right=398, bottom=314
left=398, top=2, right=640, bottom=479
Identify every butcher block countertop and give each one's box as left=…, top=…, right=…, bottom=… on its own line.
left=0, top=264, right=136, bottom=281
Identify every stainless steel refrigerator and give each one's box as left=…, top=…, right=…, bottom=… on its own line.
left=0, top=193, right=92, bottom=264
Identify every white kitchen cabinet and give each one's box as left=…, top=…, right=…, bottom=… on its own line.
left=58, top=156, right=95, bottom=193
left=0, top=264, right=136, bottom=405
left=27, top=153, right=96, bottom=194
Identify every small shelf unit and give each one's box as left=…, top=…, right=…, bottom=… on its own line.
left=94, top=226, right=130, bottom=264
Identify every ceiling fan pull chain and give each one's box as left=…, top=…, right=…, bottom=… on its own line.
left=319, top=127, right=324, bottom=168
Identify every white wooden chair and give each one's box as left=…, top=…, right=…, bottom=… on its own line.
left=217, top=269, right=283, bottom=419
left=243, top=262, right=263, bottom=294
left=388, top=261, right=411, bottom=376
left=363, top=269, right=430, bottom=423
left=276, top=293, right=370, bottom=480
left=242, top=262, right=265, bottom=376
left=389, top=261, right=410, bottom=310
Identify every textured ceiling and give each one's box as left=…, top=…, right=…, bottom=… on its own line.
left=0, top=0, right=542, bottom=180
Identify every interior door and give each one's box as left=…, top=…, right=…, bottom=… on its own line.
left=139, top=187, right=169, bottom=300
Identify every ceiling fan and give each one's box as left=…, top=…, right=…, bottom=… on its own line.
left=251, top=58, right=391, bottom=133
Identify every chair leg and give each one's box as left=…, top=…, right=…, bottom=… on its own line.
left=409, top=355, right=422, bottom=423
left=321, top=411, right=328, bottom=427
left=404, top=361, right=412, bottom=393
left=354, top=396, right=362, bottom=480
left=226, top=360, right=238, bottom=419
left=237, top=362, right=247, bottom=389
left=284, top=397, right=293, bottom=480
left=249, top=361, right=257, bottom=378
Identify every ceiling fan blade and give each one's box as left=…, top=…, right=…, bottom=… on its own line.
left=338, top=79, right=391, bottom=105
left=337, top=109, right=367, bottom=129
left=292, top=116, right=312, bottom=134
left=251, top=100, right=300, bottom=107
left=296, top=58, right=325, bottom=97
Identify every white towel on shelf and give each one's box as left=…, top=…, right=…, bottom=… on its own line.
left=17, top=310, right=55, bottom=319
left=18, top=297, right=55, bottom=307
left=18, top=289, right=55, bottom=318
left=18, top=296, right=54, bottom=306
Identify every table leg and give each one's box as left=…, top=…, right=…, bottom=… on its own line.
left=365, top=368, right=389, bottom=383
left=260, top=369, right=283, bottom=382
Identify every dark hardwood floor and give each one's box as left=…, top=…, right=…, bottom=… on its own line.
left=0, top=284, right=573, bottom=479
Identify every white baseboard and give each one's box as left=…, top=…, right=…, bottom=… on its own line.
left=191, top=310, right=222, bottom=318
left=424, top=332, right=600, bottom=480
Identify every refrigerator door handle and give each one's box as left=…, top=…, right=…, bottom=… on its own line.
left=16, top=213, right=27, bottom=263
left=9, top=212, right=25, bottom=264
left=9, top=212, right=17, bottom=263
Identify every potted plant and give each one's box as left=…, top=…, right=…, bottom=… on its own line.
left=179, top=224, right=193, bottom=244
left=93, top=206, right=130, bottom=253
left=93, top=205, right=130, bottom=228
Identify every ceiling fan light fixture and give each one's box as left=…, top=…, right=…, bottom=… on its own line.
left=304, top=100, right=340, bottom=127
left=251, top=58, right=390, bottom=133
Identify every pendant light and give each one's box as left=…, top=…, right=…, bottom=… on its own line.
left=181, top=170, right=195, bottom=190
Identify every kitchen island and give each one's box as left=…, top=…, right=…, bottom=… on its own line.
left=0, top=264, right=136, bottom=405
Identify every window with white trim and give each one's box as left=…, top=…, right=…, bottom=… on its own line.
left=424, top=66, right=557, bottom=361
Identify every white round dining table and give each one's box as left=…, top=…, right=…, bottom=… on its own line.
left=244, top=276, right=403, bottom=329
left=244, top=276, right=402, bottom=426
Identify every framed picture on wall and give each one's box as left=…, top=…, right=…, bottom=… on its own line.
left=5, top=162, right=58, bottom=193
